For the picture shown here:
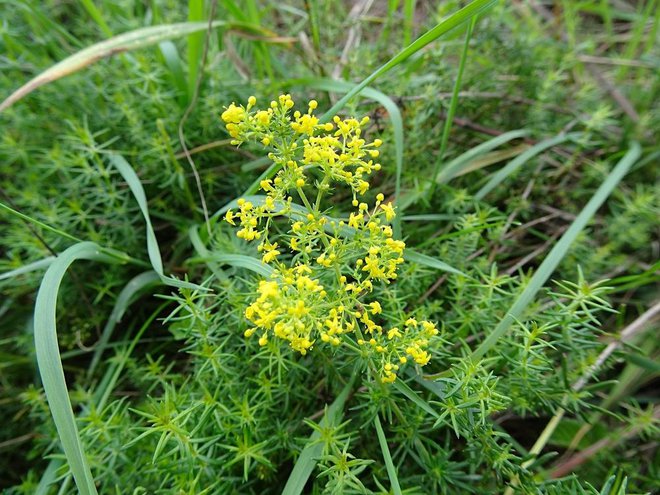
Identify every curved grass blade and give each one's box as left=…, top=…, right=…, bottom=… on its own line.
left=1, top=22, right=225, bottom=112
left=398, top=129, right=530, bottom=211
left=474, top=133, right=578, bottom=200
left=0, top=256, right=55, bottom=281
left=470, top=142, right=641, bottom=361
left=159, top=40, right=188, bottom=105
left=403, top=250, right=466, bottom=277
left=282, top=375, right=355, bottom=495
left=374, top=414, right=403, bottom=495
left=192, top=254, right=274, bottom=277
left=241, top=0, right=498, bottom=197
left=87, top=271, right=162, bottom=377
left=108, top=153, right=204, bottom=290
left=189, top=225, right=228, bottom=282
left=0, top=19, right=279, bottom=112
left=434, top=129, right=529, bottom=185
left=34, top=242, right=121, bottom=495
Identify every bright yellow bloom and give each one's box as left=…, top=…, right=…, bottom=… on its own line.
left=221, top=103, right=246, bottom=124
left=380, top=202, right=396, bottom=222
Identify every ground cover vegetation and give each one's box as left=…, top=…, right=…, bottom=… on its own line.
left=0, top=0, right=658, bottom=493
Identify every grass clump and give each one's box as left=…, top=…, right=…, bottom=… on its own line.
left=1, top=1, right=658, bottom=494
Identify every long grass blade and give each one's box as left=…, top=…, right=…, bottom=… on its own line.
left=429, top=17, right=475, bottom=197
left=282, top=376, right=355, bottom=495
left=34, top=242, right=118, bottom=495
left=435, top=129, right=529, bottom=185
left=0, top=257, right=55, bottom=281
left=374, top=414, right=403, bottom=495
left=87, top=271, right=162, bottom=376
left=108, top=153, right=204, bottom=290
left=403, top=250, right=466, bottom=277
left=0, top=20, right=273, bottom=112
left=393, top=379, right=440, bottom=418
left=398, top=129, right=529, bottom=211
left=470, top=142, right=641, bottom=360
left=474, top=133, right=578, bottom=200
left=187, top=0, right=205, bottom=95
left=159, top=40, right=188, bottom=105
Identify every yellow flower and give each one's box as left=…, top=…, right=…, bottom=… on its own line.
left=255, top=110, right=270, bottom=125
left=380, top=202, right=396, bottom=221
left=221, top=103, right=246, bottom=124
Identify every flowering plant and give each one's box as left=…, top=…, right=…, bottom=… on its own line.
left=221, top=94, right=440, bottom=383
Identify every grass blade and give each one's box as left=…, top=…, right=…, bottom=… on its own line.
left=474, top=133, right=578, bottom=200
left=79, top=0, right=113, bottom=37
left=435, top=129, right=529, bottom=185
left=0, top=256, right=55, bottom=281
left=429, top=17, right=475, bottom=197
left=108, top=153, right=204, bottom=290
left=403, top=250, right=466, bottom=277
left=0, top=20, right=277, bottom=112
left=187, top=0, right=205, bottom=96
left=374, top=414, right=403, bottom=495
left=470, top=142, right=641, bottom=360
left=87, top=271, right=162, bottom=377
left=159, top=40, right=189, bottom=105
left=393, top=379, right=440, bottom=418
left=34, top=242, right=119, bottom=495
left=282, top=376, right=355, bottom=495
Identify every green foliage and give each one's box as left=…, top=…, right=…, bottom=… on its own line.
left=1, top=1, right=658, bottom=494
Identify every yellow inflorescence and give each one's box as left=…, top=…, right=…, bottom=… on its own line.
left=220, top=95, right=440, bottom=384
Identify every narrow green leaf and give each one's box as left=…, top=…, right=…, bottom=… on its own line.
left=187, top=0, right=205, bottom=96
left=87, top=271, right=162, bottom=377
left=159, top=40, right=188, bottom=104
left=0, top=257, right=55, bottom=281
left=34, top=242, right=118, bottom=495
left=79, top=0, right=113, bottom=37
left=430, top=17, right=475, bottom=197
left=393, top=380, right=440, bottom=419
left=470, top=142, right=641, bottom=360
left=475, top=133, right=578, bottom=200
left=374, top=415, right=403, bottom=495
left=404, top=250, right=466, bottom=277
left=624, top=351, right=660, bottom=373
left=435, top=129, right=529, bottom=185
left=108, top=153, right=204, bottom=290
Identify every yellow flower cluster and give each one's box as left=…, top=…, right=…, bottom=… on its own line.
left=220, top=95, right=440, bottom=383
left=244, top=266, right=326, bottom=354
